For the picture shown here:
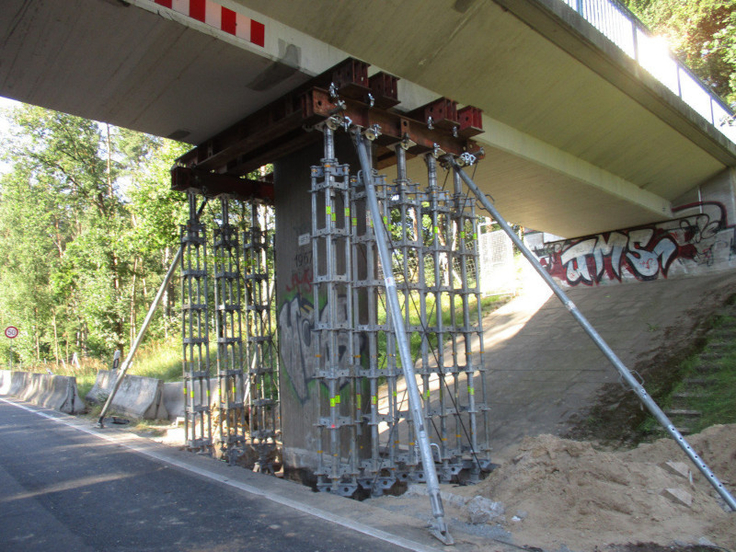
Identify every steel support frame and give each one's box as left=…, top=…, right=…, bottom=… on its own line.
left=213, top=198, right=247, bottom=461
left=243, top=202, right=280, bottom=473
left=181, top=192, right=213, bottom=451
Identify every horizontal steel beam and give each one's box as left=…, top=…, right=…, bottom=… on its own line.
left=171, top=166, right=274, bottom=202
left=174, top=57, right=483, bottom=177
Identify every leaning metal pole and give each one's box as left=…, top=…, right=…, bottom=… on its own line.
left=354, top=132, right=453, bottom=545
left=98, top=198, right=208, bottom=428
left=450, top=159, right=736, bottom=513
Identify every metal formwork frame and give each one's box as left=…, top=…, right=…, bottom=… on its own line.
left=311, top=126, right=359, bottom=495
left=213, top=197, right=247, bottom=460
left=243, top=201, right=280, bottom=473
left=181, top=192, right=213, bottom=450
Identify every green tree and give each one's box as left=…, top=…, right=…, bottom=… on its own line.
left=623, top=0, right=736, bottom=106
left=0, top=104, right=179, bottom=364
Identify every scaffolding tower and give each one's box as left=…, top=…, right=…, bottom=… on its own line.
left=212, top=197, right=247, bottom=460
left=307, top=128, right=492, bottom=495
left=243, top=201, right=280, bottom=473
left=181, top=192, right=212, bottom=451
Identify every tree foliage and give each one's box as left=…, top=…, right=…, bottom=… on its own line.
left=623, top=0, right=736, bottom=106
left=0, top=104, right=189, bottom=365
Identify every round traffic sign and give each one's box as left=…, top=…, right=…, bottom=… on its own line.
left=5, top=326, right=18, bottom=339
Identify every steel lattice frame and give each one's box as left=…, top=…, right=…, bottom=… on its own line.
left=213, top=198, right=247, bottom=460
left=181, top=192, right=213, bottom=450
left=243, top=202, right=280, bottom=473
left=310, top=127, right=360, bottom=495
left=308, top=129, right=492, bottom=495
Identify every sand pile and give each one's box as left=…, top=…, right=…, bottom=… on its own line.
left=464, top=424, right=736, bottom=550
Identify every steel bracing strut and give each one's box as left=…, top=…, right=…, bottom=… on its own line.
left=450, top=159, right=736, bottom=513
left=98, top=197, right=208, bottom=428
left=354, top=132, right=454, bottom=545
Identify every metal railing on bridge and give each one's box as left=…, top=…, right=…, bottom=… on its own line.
left=560, top=0, right=736, bottom=145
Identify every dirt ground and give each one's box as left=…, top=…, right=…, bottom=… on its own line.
left=370, top=424, right=736, bottom=552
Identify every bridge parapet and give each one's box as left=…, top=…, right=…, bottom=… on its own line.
left=554, top=0, right=735, bottom=143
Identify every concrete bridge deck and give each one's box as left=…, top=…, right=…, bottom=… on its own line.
left=2, top=0, right=736, bottom=237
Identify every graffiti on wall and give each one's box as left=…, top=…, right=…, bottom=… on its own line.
left=534, top=202, right=736, bottom=286
left=278, top=246, right=353, bottom=404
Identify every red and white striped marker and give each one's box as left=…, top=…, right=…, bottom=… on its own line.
left=153, top=0, right=265, bottom=47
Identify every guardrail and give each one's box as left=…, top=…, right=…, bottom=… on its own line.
left=560, top=0, right=736, bottom=144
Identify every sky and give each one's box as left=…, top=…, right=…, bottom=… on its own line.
left=0, top=96, right=21, bottom=174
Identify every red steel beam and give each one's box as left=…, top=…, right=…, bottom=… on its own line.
left=175, top=58, right=484, bottom=177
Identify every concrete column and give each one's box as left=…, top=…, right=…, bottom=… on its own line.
left=274, top=135, right=370, bottom=474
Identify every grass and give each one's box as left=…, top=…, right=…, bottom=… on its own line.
left=638, top=312, right=736, bottom=436
left=126, top=337, right=182, bottom=382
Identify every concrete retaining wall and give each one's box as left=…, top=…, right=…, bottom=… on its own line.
left=532, top=169, right=736, bottom=288
left=87, top=370, right=168, bottom=420
left=163, top=382, right=185, bottom=421
left=0, top=371, right=84, bottom=414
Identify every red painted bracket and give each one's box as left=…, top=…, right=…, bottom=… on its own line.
left=331, top=58, right=370, bottom=100
left=458, top=106, right=483, bottom=137
left=369, top=72, right=400, bottom=109
left=408, top=98, right=459, bottom=130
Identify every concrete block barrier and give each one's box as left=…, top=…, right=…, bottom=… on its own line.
left=86, top=369, right=116, bottom=403
left=87, top=370, right=168, bottom=420
left=163, top=380, right=221, bottom=421
left=20, top=373, right=85, bottom=414
left=163, top=380, right=222, bottom=421
left=9, top=371, right=31, bottom=396
left=2, top=371, right=84, bottom=414
left=0, top=370, right=11, bottom=395
left=163, top=382, right=184, bottom=421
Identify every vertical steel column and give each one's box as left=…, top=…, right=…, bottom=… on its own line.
left=181, top=192, right=212, bottom=451
left=450, top=170, right=491, bottom=481
left=351, top=171, right=397, bottom=494
left=213, top=197, right=246, bottom=461
left=451, top=160, right=736, bottom=512
left=423, top=154, right=456, bottom=481
left=312, top=126, right=358, bottom=496
left=353, top=133, right=452, bottom=545
left=243, top=202, right=280, bottom=473
left=389, top=145, right=422, bottom=483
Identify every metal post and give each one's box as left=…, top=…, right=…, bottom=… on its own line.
left=98, top=198, right=207, bottom=428
left=354, top=132, right=453, bottom=544
left=451, top=160, right=736, bottom=513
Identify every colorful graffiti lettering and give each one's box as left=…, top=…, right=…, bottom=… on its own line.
left=535, top=202, right=736, bottom=286
left=285, top=268, right=313, bottom=295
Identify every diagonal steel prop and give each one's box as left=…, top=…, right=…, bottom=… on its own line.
left=98, top=197, right=208, bottom=428
left=353, top=132, right=454, bottom=545
left=450, top=159, right=736, bottom=513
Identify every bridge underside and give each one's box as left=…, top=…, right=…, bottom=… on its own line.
left=2, top=0, right=735, bottom=236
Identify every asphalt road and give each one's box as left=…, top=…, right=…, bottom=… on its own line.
left=0, top=399, right=414, bottom=552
